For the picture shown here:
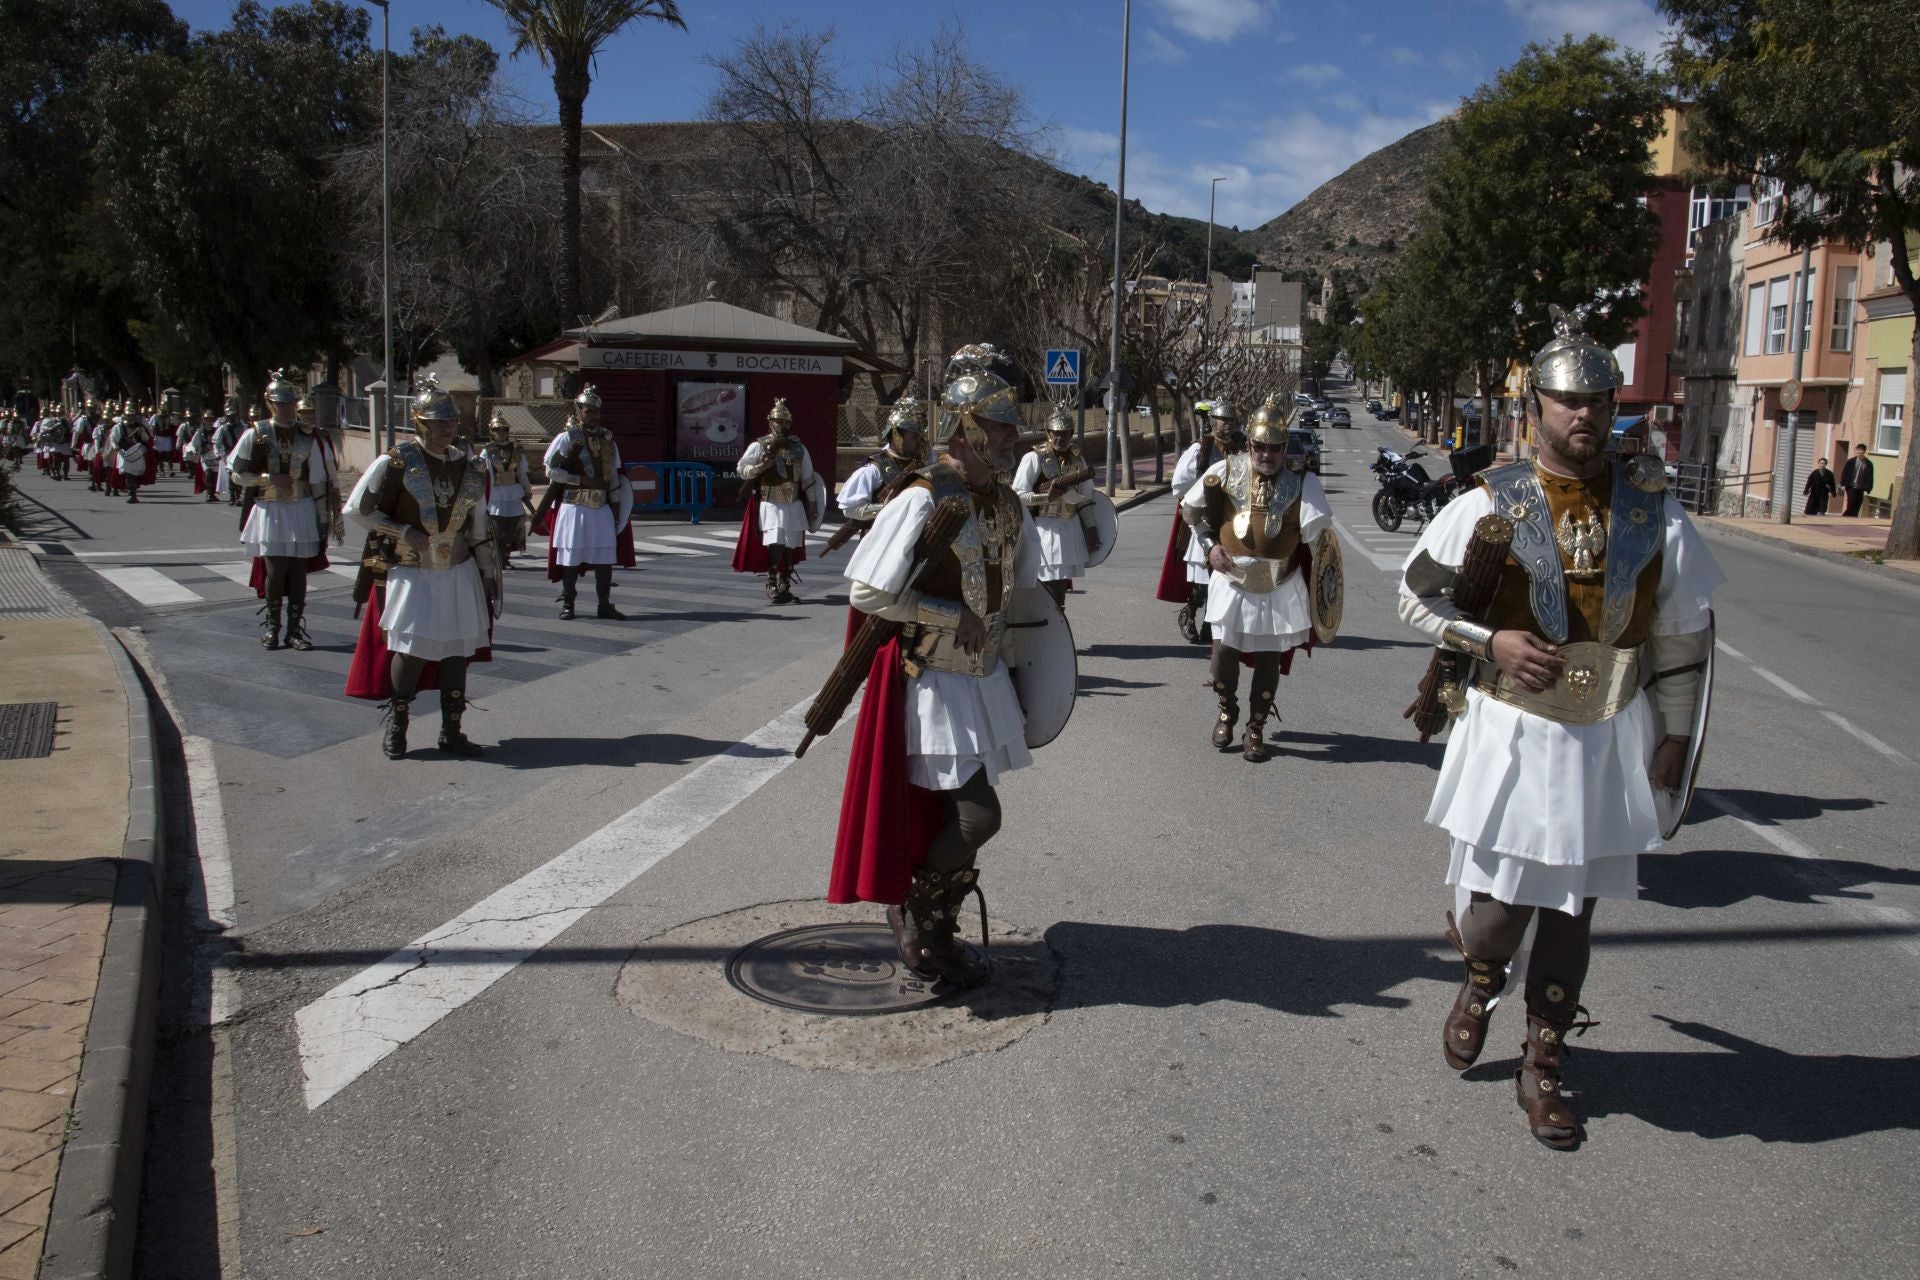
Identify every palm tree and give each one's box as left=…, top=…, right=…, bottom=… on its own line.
left=483, top=0, right=687, bottom=327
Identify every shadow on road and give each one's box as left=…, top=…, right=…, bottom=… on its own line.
left=1077, top=674, right=1164, bottom=696
left=1322, top=634, right=1429, bottom=652
left=1702, top=788, right=1878, bottom=823
left=1043, top=920, right=1456, bottom=1018
left=1082, top=642, right=1204, bottom=662
left=486, top=732, right=785, bottom=770
left=1639, top=847, right=1920, bottom=910
left=1264, top=731, right=1442, bottom=768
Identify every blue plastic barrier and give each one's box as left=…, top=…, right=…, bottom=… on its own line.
left=622, top=460, right=717, bottom=524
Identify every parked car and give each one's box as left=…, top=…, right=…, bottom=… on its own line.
left=1328, top=407, right=1352, bottom=428
left=1298, top=409, right=1320, bottom=429
left=1294, top=392, right=1315, bottom=407
left=1365, top=397, right=1383, bottom=413
left=1286, top=427, right=1322, bottom=474
left=1376, top=405, right=1401, bottom=421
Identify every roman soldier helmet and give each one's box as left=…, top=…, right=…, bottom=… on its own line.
left=574, top=385, right=602, bottom=412
left=410, top=373, right=459, bottom=429
left=882, top=396, right=926, bottom=459
left=488, top=409, right=512, bottom=443
left=264, top=368, right=301, bottom=405
left=767, top=397, right=794, bottom=432
left=224, top=395, right=240, bottom=414
left=939, top=343, right=1023, bottom=460
left=1530, top=304, right=1623, bottom=402
left=1245, top=393, right=1294, bottom=447
left=1044, top=400, right=1075, bottom=446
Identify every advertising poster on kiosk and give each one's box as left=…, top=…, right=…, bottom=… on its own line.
left=675, top=382, right=748, bottom=473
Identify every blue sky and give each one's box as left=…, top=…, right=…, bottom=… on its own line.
left=171, top=0, right=1672, bottom=229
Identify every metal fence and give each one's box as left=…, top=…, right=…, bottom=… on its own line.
left=1669, top=461, right=1777, bottom=518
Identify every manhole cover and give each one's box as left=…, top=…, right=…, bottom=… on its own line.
left=0, top=702, right=58, bottom=760
left=726, top=922, right=972, bottom=1015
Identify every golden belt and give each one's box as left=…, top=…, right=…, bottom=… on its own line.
left=1219, top=558, right=1295, bottom=594
left=563, top=487, right=608, bottom=508
left=394, top=532, right=473, bottom=572
left=259, top=478, right=314, bottom=501
left=760, top=480, right=799, bottom=505
left=902, top=611, right=1006, bottom=679
left=1476, top=641, right=1641, bottom=726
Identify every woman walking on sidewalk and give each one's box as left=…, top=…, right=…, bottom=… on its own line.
left=1803, top=457, right=1836, bottom=515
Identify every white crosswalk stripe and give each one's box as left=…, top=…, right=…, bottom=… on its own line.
left=94, top=566, right=206, bottom=606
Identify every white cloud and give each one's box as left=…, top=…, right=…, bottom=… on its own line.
left=1282, top=62, right=1344, bottom=88
left=1384, top=46, right=1422, bottom=66
left=1143, top=28, right=1191, bottom=65
left=1503, top=0, right=1673, bottom=61
left=1152, top=0, right=1271, bottom=44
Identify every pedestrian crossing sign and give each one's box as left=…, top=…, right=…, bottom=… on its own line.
left=1044, top=349, right=1081, bottom=386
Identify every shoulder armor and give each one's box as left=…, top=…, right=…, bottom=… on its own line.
left=1626, top=453, right=1666, bottom=493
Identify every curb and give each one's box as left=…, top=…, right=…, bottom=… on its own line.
left=1111, top=484, right=1171, bottom=514
left=1696, top=518, right=1920, bottom=587
left=39, top=623, right=164, bottom=1280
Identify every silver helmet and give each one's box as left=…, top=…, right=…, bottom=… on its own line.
left=939, top=343, right=1023, bottom=462
left=1531, top=304, right=1624, bottom=398
left=882, top=396, right=926, bottom=460
left=263, top=368, right=301, bottom=405
left=1045, top=400, right=1074, bottom=444
left=410, top=373, right=459, bottom=427
left=573, top=384, right=602, bottom=412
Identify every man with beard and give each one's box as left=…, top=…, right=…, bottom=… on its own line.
left=1399, top=309, right=1723, bottom=1151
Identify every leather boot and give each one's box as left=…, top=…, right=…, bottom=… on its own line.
left=1210, top=682, right=1239, bottom=748
left=1442, top=909, right=1507, bottom=1070
left=259, top=600, right=283, bottom=650
left=436, top=689, right=484, bottom=757
left=559, top=580, right=577, bottom=620
left=284, top=603, right=314, bottom=651
left=887, top=866, right=989, bottom=988
left=1515, top=973, right=1595, bottom=1150
left=381, top=695, right=411, bottom=760
left=1242, top=689, right=1275, bottom=761
left=764, top=568, right=782, bottom=602
left=775, top=567, right=799, bottom=604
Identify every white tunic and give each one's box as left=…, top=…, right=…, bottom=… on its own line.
left=739, top=435, right=814, bottom=547
left=213, top=418, right=247, bottom=492
left=1011, top=450, right=1092, bottom=579
left=1180, top=463, right=1332, bottom=652
left=232, top=426, right=333, bottom=558
left=836, top=461, right=885, bottom=519
left=346, top=450, right=494, bottom=660
left=846, top=485, right=1042, bottom=792
left=542, top=431, right=630, bottom=567
left=1400, top=483, right=1726, bottom=913
left=1172, top=442, right=1216, bottom=584
left=484, top=450, right=530, bottom=516
left=111, top=423, right=148, bottom=477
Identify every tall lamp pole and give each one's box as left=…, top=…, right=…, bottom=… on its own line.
left=367, top=0, right=394, bottom=454
left=1104, top=0, right=1132, bottom=496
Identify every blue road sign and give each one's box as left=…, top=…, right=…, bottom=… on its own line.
left=1044, top=349, right=1082, bottom=386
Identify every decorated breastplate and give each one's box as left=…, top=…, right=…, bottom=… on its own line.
left=866, top=449, right=908, bottom=489
left=902, top=463, right=1024, bottom=678
left=484, top=442, right=521, bottom=475
left=1210, top=453, right=1303, bottom=561
left=1033, top=443, right=1083, bottom=519
left=1480, top=457, right=1666, bottom=645
left=394, top=439, right=486, bottom=566
left=758, top=435, right=804, bottom=503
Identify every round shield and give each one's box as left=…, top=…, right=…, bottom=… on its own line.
left=1078, top=490, right=1119, bottom=568
left=805, top=471, right=828, bottom=533
left=1653, top=613, right=1715, bottom=840
left=1309, top=529, right=1344, bottom=643
left=1002, top=585, right=1077, bottom=748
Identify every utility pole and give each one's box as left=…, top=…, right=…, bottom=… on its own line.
left=367, top=0, right=394, bottom=455
left=1104, top=0, right=1132, bottom=497
left=1775, top=242, right=1814, bottom=525
left=1204, top=175, right=1225, bottom=399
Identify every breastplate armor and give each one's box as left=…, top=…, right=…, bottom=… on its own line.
left=385, top=442, right=487, bottom=569
left=757, top=435, right=804, bottom=504
left=1031, top=444, right=1083, bottom=520
left=902, top=464, right=1024, bottom=678
left=1207, top=454, right=1304, bottom=566
left=562, top=429, right=613, bottom=496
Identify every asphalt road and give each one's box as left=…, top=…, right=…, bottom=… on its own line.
left=10, top=384, right=1918, bottom=1279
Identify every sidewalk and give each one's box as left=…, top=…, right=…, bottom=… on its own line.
left=0, top=542, right=156, bottom=1280
left=1696, top=512, right=1920, bottom=579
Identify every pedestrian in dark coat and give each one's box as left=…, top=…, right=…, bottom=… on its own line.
left=1803, top=458, right=1837, bottom=515
left=1840, top=445, right=1875, bottom=517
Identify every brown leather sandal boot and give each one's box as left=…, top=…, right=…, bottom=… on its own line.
left=888, top=867, right=987, bottom=988
left=1442, top=909, right=1507, bottom=1070
left=1242, top=691, right=1274, bottom=761
left=1515, top=973, right=1595, bottom=1150
left=1210, top=682, right=1239, bottom=748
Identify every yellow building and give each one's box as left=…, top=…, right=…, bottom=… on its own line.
left=1854, top=233, right=1916, bottom=515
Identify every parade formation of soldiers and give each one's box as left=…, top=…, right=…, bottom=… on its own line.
left=6, top=309, right=1718, bottom=1153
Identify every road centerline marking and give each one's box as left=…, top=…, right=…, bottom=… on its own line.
left=292, top=696, right=822, bottom=1109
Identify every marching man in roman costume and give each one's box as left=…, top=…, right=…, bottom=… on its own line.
left=1012, top=402, right=1105, bottom=609
left=1399, top=309, right=1722, bottom=1151
left=344, top=377, right=499, bottom=758
left=108, top=401, right=155, bottom=501
left=149, top=404, right=176, bottom=476
left=480, top=411, right=534, bottom=570
left=182, top=409, right=218, bottom=501
left=231, top=373, right=344, bottom=649
left=1182, top=394, right=1337, bottom=761
left=825, top=344, right=1058, bottom=989
left=1157, top=400, right=1245, bottom=644
left=834, top=396, right=927, bottom=541
left=733, top=398, right=822, bottom=604
left=34, top=407, right=72, bottom=481
left=211, top=396, right=248, bottom=505
left=540, top=386, right=633, bottom=620
left=1, top=413, right=28, bottom=470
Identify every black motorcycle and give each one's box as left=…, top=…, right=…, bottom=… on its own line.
left=1370, top=443, right=1497, bottom=532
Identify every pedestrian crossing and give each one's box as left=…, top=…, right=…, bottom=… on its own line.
left=30, top=526, right=826, bottom=611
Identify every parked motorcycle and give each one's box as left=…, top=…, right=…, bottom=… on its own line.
left=1370, top=446, right=1460, bottom=532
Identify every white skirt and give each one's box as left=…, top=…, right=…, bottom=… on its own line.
left=215, top=459, right=232, bottom=491
left=487, top=483, right=526, bottom=517
left=1428, top=687, right=1663, bottom=865
left=1447, top=838, right=1639, bottom=915
left=551, top=503, right=618, bottom=566
left=116, top=446, right=147, bottom=475
left=905, top=662, right=1033, bottom=791
left=1204, top=564, right=1312, bottom=652
left=383, top=562, right=491, bottom=660
left=241, top=498, right=322, bottom=558
left=1031, top=514, right=1089, bottom=578
left=154, top=438, right=174, bottom=454
left=757, top=498, right=807, bottom=547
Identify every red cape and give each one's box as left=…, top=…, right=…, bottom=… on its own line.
left=344, top=582, right=494, bottom=700
left=191, top=463, right=207, bottom=495
left=1155, top=509, right=1192, bottom=603
left=731, top=492, right=808, bottom=574
left=248, top=551, right=332, bottom=598
left=536, top=503, right=637, bottom=582
left=826, top=636, right=944, bottom=906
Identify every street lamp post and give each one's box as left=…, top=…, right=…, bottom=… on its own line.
left=366, top=0, right=394, bottom=455
left=1204, top=175, right=1225, bottom=400
left=1104, top=0, right=1132, bottom=497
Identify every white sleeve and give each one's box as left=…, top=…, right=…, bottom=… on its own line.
left=346, top=454, right=395, bottom=532
left=1011, top=452, right=1043, bottom=499
left=1650, top=495, right=1725, bottom=636
left=1298, top=472, right=1332, bottom=543
left=1170, top=444, right=1200, bottom=491
left=736, top=440, right=768, bottom=479
left=229, top=429, right=263, bottom=482
left=837, top=464, right=879, bottom=515
left=1181, top=459, right=1228, bottom=512
left=1396, top=486, right=1493, bottom=645
left=517, top=456, right=530, bottom=489
left=846, top=485, right=933, bottom=599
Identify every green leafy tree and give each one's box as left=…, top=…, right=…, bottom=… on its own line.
left=0, top=0, right=185, bottom=397
left=1664, top=0, right=1920, bottom=557
left=90, top=1, right=372, bottom=404
left=482, top=0, right=687, bottom=329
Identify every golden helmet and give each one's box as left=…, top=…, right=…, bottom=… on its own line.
left=488, top=410, right=512, bottom=442
left=940, top=343, right=1023, bottom=460
left=1245, top=393, right=1294, bottom=446
left=263, top=368, right=301, bottom=405
left=1531, top=304, right=1624, bottom=398
left=410, top=373, right=459, bottom=424
left=882, top=396, right=926, bottom=457
left=1045, top=400, right=1074, bottom=440
left=767, top=397, right=793, bottom=428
